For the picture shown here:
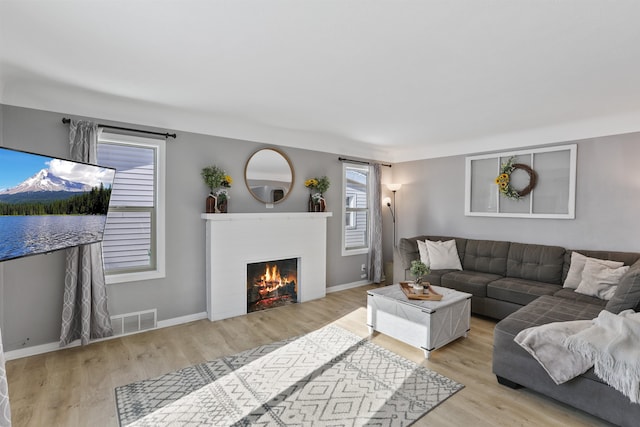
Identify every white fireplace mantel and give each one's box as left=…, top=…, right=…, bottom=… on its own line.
left=201, top=212, right=332, bottom=321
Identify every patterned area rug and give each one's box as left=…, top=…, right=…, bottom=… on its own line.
left=115, top=325, right=463, bottom=426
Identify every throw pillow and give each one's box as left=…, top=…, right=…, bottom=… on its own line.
left=416, top=240, right=430, bottom=268
left=426, top=239, right=462, bottom=270
left=575, top=259, right=630, bottom=300
left=563, top=252, right=624, bottom=289
left=606, top=260, right=640, bottom=314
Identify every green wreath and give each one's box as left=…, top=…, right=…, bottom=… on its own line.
left=494, top=157, right=538, bottom=200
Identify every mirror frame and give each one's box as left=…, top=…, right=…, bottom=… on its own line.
left=244, top=148, right=295, bottom=205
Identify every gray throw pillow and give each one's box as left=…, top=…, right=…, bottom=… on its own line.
left=605, top=260, right=640, bottom=314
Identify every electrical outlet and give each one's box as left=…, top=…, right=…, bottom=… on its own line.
left=361, top=273, right=367, bottom=279
left=361, top=264, right=366, bottom=272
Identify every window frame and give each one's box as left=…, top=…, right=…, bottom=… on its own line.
left=341, top=162, right=370, bottom=256
left=97, top=131, right=166, bottom=284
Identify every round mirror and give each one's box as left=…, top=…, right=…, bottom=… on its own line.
left=245, top=148, right=294, bottom=204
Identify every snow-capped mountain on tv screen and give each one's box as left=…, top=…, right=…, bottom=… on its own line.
left=1, top=168, right=91, bottom=194
left=0, top=169, right=94, bottom=204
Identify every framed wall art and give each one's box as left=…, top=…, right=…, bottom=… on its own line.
left=465, top=144, right=576, bottom=219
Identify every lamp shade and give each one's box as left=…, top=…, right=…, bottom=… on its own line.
left=386, top=183, right=402, bottom=192
left=382, top=197, right=391, bottom=206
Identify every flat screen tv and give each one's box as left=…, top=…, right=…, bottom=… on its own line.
left=0, top=146, right=116, bottom=262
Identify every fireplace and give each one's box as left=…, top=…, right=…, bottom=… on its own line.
left=247, top=258, right=298, bottom=313
left=202, top=212, right=331, bottom=321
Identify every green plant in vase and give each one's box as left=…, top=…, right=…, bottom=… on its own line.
left=410, top=260, right=430, bottom=293
left=304, top=176, right=330, bottom=212
left=201, top=165, right=233, bottom=213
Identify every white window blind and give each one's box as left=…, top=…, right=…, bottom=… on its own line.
left=103, top=211, right=152, bottom=270
left=342, top=164, right=370, bottom=255
left=97, top=133, right=164, bottom=280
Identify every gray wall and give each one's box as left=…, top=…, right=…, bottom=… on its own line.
left=4, top=103, right=637, bottom=351
left=0, top=104, right=380, bottom=351
left=391, top=134, right=640, bottom=281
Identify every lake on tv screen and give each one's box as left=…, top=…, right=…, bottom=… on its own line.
left=0, top=215, right=108, bottom=262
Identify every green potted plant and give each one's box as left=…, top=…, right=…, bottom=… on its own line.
left=304, top=176, right=330, bottom=212
left=410, top=260, right=430, bottom=294
left=201, top=165, right=233, bottom=213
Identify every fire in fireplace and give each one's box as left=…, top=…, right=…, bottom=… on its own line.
left=247, top=258, right=298, bottom=313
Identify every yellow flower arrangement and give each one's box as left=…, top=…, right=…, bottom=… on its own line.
left=201, top=165, right=232, bottom=195
left=304, top=178, right=319, bottom=188
left=495, top=157, right=538, bottom=200
left=495, top=157, right=520, bottom=199
left=304, top=176, right=330, bottom=194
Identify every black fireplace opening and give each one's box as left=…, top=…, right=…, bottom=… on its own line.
left=247, top=258, right=298, bottom=313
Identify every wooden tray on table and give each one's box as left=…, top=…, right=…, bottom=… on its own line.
left=399, top=282, right=443, bottom=301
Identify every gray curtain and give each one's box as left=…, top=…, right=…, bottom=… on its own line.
left=368, top=164, right=383, bottom=283
left=0, top=327, right=11, bottom=426
left=60, top=120, right=113, bottom=346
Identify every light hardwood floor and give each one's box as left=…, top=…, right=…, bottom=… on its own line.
left=6, top=285, right=612, bottom=427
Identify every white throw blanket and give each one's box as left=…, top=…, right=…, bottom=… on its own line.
left=515, top=319, right=592, bottom=385
left=515, top=309, right=640, bottom=404
left=565, top=309, right=640, bottom=403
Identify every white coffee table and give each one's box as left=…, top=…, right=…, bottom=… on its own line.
left=367, top=284, right=472, bottom=358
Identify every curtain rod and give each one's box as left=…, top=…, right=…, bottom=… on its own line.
left=338, top=157, right=392, bottom=168
left=62, top=118, right=177, bottom=139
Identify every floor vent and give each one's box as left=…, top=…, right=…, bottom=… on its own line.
left=111, top=309, right=157, bottom=336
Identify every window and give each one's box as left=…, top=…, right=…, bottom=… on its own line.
left=97, top=132, right=166, bottom=284
left=345, top=195, right=356, bottom=229
left=342, top=163, right=370, bottom=256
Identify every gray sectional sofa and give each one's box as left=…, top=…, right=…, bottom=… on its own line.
left=398, top=235, right=640, bottom=426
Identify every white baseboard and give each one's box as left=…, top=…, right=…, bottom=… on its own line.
left=326, top=280, right=371, bottom=293
left=4, top=311, right=208, bottom=361
left=4, top=340, right=80, bottom=361
left=157, top=311, right=208, bottom=328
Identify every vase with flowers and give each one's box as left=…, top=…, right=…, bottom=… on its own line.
left=304, top=176, right=330, bottom=212
left=201, top=165, right=233, bottom=213
left=410, top=260, right=430, bottom=294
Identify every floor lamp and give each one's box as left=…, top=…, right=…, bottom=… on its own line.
left=383, top=183, right=402, bottom=247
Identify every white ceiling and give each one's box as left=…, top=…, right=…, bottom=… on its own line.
left=1, top=1, right=640, bottom=162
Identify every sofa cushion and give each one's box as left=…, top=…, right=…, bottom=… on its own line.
left=563, top=252, right=624, bottom=289
left=553, top=288, right=608, bottom=307
left=463, top=239, right=510, bottom=275
left=574, top=260, right=629, bottom=300
left=562, top=249, right=640, bottom=283
left=398, top=235, right=467, bottom=270
left=426, top=239, right=463, bottom=270
left=398, top=236, right=429, bottom=270
left=427, top=236, right=467, bottom=263
left=488, top=278, right=560, bottom=306
left=494, top=295, right=605, bottom=385
left=606, top=259, right=640, bottom=314
left=507, top=242, right=565, bottom=285
left=423, top=269, right=459, bottom=286
left=495, top=295, right=604, bottom=338
left=416, top=240, right=430, bottom=266
left=441, top=270, right=501, bottom=297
